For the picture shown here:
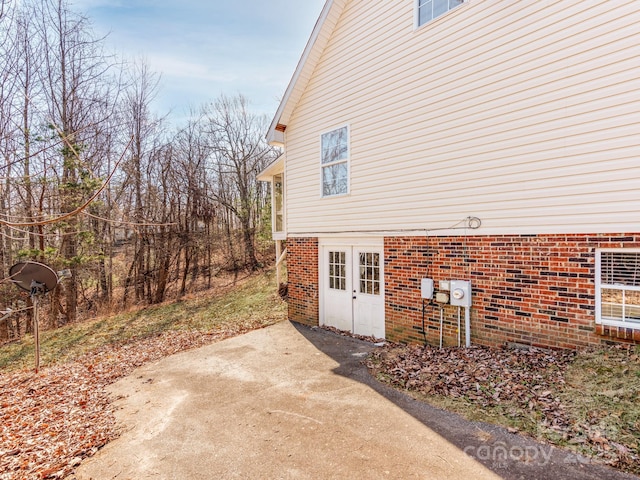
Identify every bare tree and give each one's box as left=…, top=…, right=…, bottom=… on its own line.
left=13, top=5, right=47, bottom=254
left=1, top=0, right=283, bottom=341
left=0, top=0, right=9, bottom=21
left=119, top=60, right=166, bottom=304
left=0, top=1, right=15, bottom=277
left=172, top=114, right=216, bottom=295
left=36, top=0, right=121, bottom=323
left=204, top=94, right=277, bottom=271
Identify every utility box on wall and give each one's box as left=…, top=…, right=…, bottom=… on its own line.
left=421, top=278, right=434, bottom=299
left=450, top=280, right=472, bottom=307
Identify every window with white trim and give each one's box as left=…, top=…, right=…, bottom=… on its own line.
left=359, top=252, right=381, bottom=296
left=596, top=249, right=640, bottom=328
left=329, top=251, right=347, bottom=291
left=321, top=126, right=349, bottom=197
left=273, top=174, right=284, bottom=233
left=417, top=0, right=464, bottom=27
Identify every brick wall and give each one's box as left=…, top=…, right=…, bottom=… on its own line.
left=287, top=237, right=319, bottom=326
left=285, top=234, right=640, bottom=349
left=384, top=234, right=640, bottom=349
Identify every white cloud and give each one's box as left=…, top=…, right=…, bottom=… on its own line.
left=78, top=0, right=326, bottom=122
left=145, top=54, right=236, bottom=83
left=70, top=0, right=126, bottom=10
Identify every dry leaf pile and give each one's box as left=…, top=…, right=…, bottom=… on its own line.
left=367, top=343, right=640, bottom=474
left=320, top=325, right=382, bottom=344
left=368, top=343, right=574, bottom=411
left=0, top=326, right=256, bottom=480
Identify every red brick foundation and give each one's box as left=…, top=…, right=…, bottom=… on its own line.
left=287, top=237, right=319, bottom=326
left=385, top=234, right=640, bottom=349
left=286, top=234, right=640, bottom=350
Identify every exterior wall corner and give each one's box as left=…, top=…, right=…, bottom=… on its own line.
left=287, top=237, right=319, bottom=327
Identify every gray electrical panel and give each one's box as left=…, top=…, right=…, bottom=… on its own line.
left=450, top=280, right=472, bottom=307
left=420, top=278, right=434, bottom=299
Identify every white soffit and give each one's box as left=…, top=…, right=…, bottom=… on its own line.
left=257, top=154, right=285, bottom=182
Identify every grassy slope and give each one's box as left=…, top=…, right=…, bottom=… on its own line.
left=0, top=270, right=287, bottom=372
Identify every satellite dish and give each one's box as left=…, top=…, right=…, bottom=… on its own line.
left=8, top=261, right=59, bottom=373
left=9, top=261, right=59, bottom=294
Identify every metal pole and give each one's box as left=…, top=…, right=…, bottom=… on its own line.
left=457, top=306, right=461, bottom=347
left=275, top=240, right=282, bottom=286
left=465, top=306, right=471, bottom=348
left=32, top=295, right=40, bottom=373
left=439, top=307, right=443, bottom=349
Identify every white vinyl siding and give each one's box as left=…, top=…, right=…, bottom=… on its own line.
left=596, top=249, right=640, bottom=329
left=283, top=0, right=640, bottom=236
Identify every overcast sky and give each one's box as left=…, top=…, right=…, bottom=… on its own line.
left=71, top=0, right=326, bottom=123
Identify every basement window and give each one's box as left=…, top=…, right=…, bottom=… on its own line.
left=596, top=249, right=640, bottom=329
left=417, top=0, right=464, bottom=27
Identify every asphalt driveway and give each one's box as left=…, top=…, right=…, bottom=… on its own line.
left=75, top=321, right=637, bottom=480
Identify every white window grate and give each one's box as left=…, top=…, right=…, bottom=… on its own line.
left=600, top=251, right=640, bottom=286
left=596, top=249, right=640, bottom=328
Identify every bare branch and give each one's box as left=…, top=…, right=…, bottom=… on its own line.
left=0, top=135, right=133, bottom=227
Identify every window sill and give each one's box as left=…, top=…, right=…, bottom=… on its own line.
left=596, top=324, right=640, bottom=342
left=321, top=192, right=350, bottom=199
left=597, top=319, right=640, bottom=330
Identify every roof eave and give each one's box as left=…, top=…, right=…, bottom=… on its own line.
left=267, top=0, right=346, bottom=143
left=258, top=154, right=285, bottom=182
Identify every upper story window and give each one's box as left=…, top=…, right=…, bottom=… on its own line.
left=321, top=125, right=349, bottom=197
left=596, top=249, right=640, bottom=329
left=417, top=0, right=464, bottom=27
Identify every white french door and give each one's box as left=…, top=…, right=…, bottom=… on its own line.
left=321, top=241, right=385, bottom=339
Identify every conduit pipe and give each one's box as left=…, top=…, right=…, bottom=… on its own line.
left=439, top=307, right=444, bottom=349
left=465, top=306, right=471, bottom=348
